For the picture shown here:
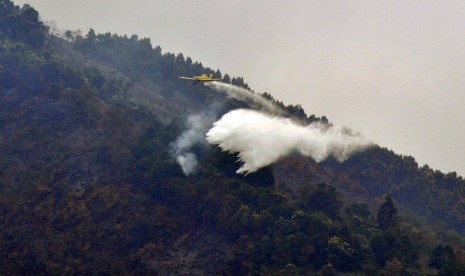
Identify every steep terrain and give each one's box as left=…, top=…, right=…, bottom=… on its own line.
left=1, top=1, right=465, bottom=274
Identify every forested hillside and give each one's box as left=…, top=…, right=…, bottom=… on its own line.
left=1, top=1, right=465, bottom=274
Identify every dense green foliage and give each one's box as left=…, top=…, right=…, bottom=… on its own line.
left=325, top=147, right=465, bottom=242
left=1, top=0, right=465, bottom=274
left=0, top=0, right=45, bottom=48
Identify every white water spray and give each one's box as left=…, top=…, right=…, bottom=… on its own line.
left=206, top=109, right=373, bottom=174
left=206, top=82, right=284, bottom=115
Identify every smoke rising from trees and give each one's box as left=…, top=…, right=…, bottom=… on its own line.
left=171, top=113, right=215, bottom=175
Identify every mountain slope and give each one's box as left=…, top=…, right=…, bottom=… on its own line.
left=1, top=1, right=465, bottom=274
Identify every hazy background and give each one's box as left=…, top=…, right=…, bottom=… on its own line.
left=14, top=0, right=465, bottom=176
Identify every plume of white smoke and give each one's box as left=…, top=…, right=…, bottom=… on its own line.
left=171, top=113, right=215, bottom=175
left=206, top=109, right=374, bottom=174
left=176, top=153, right=199, bottom=175
left=206, top=82, right=284, bottom=115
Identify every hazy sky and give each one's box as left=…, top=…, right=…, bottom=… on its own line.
left=15, top=0, right=465, bottom=176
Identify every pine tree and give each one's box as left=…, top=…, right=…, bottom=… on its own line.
left=377, top=196, right=397, bottom=231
